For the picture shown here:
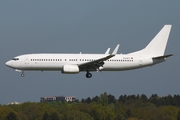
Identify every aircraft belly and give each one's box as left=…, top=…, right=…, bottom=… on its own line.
left=103, top=62, right=140, bottom=71
left=20, top=62, right=63, bottom=70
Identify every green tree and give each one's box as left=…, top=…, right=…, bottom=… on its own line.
left=42, top=111, right=50, bottom=120
left=177, top=111, right=180, bottom=120
left=100, top=92, right=108, bottom=106
left=161, top=106, right=179, bottom=120
left=140, top=94, right=148, bottom=102
left=92, top=96, right=101, bottom=104
left=20, top=102, right=40, bottom=120
left=5, top=112, right=18, bottom=120
left=118, top=95, right=127, bottom=103
left=108, top=94, right=116, bottom=104
left=125, top=108, right=131, bottom=119
left=50, top=112, right=60, bottom=120
left=64, top=110, right=93, bottom=120
left=0, top=106, right=15, bottom=120
left=91, top=104, right=115, bottom=120
left=83, top=97, right=91, bottom=104
left=149, top=94, right=160, bottom=106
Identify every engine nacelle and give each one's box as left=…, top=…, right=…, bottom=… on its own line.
left=61, top=65, right=79, bottom=74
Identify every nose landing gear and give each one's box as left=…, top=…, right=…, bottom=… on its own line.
left=21, top=72, right=25, bottom=77
left=15, top=69, right=25, bottom=77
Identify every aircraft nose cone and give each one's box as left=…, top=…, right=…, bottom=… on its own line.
left=5, top=61, right=11, bottom=67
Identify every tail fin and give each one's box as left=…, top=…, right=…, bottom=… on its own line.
left=129, top=25, right=172, bottom=57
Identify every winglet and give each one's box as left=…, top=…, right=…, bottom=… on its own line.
left=112, top=44, right=120, bottom=55
left=105, top=48, right=110, bottom=54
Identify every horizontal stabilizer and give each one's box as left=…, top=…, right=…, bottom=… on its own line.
left=153, top=54, right=173, bottom=60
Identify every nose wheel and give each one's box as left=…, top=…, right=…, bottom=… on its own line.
left=86, top=72, right=92, bottom=78
left=21, top=72, right=25, bottom=77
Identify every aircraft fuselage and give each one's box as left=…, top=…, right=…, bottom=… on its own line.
left=6, top=53, right=158, bottom=71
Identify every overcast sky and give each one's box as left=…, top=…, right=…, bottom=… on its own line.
left=0, top=1, right=179, bottom=104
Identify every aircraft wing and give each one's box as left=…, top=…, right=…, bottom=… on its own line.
left=78, top=54, right=115, bottom=71
left=78, top=44, right=119, bottom=71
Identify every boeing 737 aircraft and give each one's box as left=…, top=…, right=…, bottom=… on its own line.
left=6, top=25, right=173, bottom=78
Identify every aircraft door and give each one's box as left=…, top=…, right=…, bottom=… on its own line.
left=25, top=56, right=29, bottom=64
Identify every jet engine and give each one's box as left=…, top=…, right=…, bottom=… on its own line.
left=61, top=64, right=79, bottom=74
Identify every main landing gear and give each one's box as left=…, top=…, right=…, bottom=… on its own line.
left=86, top=71, right=92, bottom=78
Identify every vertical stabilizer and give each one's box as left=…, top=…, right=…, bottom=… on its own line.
left=128, top=25, right=172, bottom=57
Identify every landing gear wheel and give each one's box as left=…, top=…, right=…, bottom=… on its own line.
left=86, top=72, right=92, bottom=78
left=21, top=73, right=25, bottom=77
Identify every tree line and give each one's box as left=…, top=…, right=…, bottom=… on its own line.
left=1, top=93, right=180, bottom=120
left=82, top=93, right=180, bottom=107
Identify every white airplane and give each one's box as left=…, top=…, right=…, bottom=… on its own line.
left=6, top=25, right=173, bottom=78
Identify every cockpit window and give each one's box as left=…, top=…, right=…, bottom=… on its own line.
left=12, top=58, right=19, bottom=61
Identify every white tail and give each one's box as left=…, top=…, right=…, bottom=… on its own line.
left=128, top=25, right=172, bottom=57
